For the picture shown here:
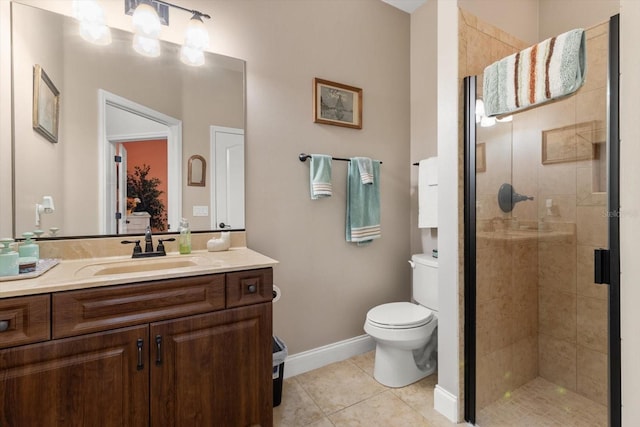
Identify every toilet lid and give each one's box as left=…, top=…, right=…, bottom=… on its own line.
left=366, top=302, right=433, bottom=329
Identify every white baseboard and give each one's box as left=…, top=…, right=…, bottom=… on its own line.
left=283, top=334, right=375, bottom=379
left=434, top=385, right=459, bottom=423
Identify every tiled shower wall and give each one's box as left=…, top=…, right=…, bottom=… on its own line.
left=460, top=9, right=609, bottom=410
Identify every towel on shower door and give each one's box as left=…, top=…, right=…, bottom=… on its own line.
left=309, top=154, right=332, bottom=199
left=346, top=157, right=381, bottom=245
left=483, top=28, right=586, bottom=117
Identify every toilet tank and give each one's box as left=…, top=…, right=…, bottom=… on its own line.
left=411, top=254, right=438, bottom=311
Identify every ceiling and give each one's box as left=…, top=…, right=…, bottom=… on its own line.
left=381, top=0, right=428, bottom=14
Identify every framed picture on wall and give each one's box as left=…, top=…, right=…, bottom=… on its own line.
left=477, top=142, right=486, bottom=172
left=32, top=64, right=60, bottom=143
left=313, top=78, right=362, bottom=129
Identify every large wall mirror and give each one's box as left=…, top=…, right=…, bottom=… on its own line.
left=11, top=2, right=245, bottom=239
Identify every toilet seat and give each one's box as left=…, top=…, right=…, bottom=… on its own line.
left=366, top=302, right=433, bottom=329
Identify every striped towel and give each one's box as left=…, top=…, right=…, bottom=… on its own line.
left=355, top=157, right=374, bottom=184
left=310, top=154, right=332, bottom=199
left=483, top=28, right=586, bottom=117
left=346, top=158, right=381, bottom=245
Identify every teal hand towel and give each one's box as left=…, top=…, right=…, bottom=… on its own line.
left=310, top=154, right=332, bottom=199
left=483, top=28, right=586, bottom=117
left=355, top=157, right=374, bottom=184
left=346, top=158, right=381, bottom=245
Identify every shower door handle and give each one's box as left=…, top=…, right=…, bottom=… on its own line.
left=594, top=248, right=610, bottom=284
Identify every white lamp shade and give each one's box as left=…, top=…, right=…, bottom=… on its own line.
left=180, top=45, right=205, bottom=66
left=480, top=115, right=497, bottom=127
left=133, top=34, right=161, bottom=57
left=72, top=0, right=105, bottom=24
left=132, top=2, right=161, bottom=38
left=79, top=22, right=112, bottom=45
left=184, top=17, right=210, bottom=50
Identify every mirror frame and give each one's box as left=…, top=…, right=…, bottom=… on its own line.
left=187, top=155, right=207, bottom=187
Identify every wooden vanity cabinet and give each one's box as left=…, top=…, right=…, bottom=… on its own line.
left=0, top=268, right=273, bottom=427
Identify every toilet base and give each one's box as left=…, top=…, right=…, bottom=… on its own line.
left=372, top=342, right=436, bottom=388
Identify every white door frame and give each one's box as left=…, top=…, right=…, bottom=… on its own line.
left=98, top=89, right=182, bottom=234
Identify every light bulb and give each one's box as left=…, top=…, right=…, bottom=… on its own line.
left=480, top=116, right=496, bottom=127
left=475, top=99, right=485, bottom=117
left=73, top=0, right=111, bottom=45
left=132, top=2, right=161, bottom=39
left=184, top=15, right=210, bottom=50
left=180, top=45, right=205, bottom=66
left=496, top=115, right=513, bottom=123
left=133, top=34, right=160, bottom=57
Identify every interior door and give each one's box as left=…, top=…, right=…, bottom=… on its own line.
left=211, top=126, right=245, bottom=230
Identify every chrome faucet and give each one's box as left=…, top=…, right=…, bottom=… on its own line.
left=121, top=226, right=175, bottom=258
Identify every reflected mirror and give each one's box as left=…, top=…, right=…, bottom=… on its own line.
left=11, top=3, right=245, bottom=238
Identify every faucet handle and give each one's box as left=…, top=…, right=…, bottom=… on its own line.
left=157, top=238, right=175, bottom=255
left=121, top=239, right=142, bottom=256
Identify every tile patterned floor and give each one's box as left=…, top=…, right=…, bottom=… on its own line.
left=476, top=377, right=607, bottom=427
left=275, top=352, right=607, bottom=427
left=273, top=351, right=463, bottom=427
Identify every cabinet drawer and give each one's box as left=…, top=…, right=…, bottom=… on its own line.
left=226, top=268, right=273, bottom=308
left=53, top=274, right=225, bottom=338
left=0, top=295, right=50, bottom=349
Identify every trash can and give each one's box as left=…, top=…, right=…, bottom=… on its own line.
left=272, top=336, right=288, bottom=407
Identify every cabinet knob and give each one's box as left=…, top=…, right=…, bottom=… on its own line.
left=247, top=284, right=257, bottom=294
left=0, top=320, right=9, bottom=332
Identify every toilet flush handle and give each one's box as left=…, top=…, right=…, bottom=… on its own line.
left=408, top=260, right=416, bottom=268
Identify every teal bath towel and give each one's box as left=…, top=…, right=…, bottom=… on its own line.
left=310, top=154, right=332, bottom=199
left=483, top=28, right=586, bottom=117
left=346, top=158, right=381, bottom=245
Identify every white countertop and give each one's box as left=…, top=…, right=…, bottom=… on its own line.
left=0, top=247, right=278, bottom=299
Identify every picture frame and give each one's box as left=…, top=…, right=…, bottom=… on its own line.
left=32, top=64, right=60, bottom=143
left=541, top=120, right=599, bottom=165
left=313, top=78, right=362, bottom=129
left=187, top=154, right=207, bottom=187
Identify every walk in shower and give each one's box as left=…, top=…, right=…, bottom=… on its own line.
left=463, top=13, right=620, bottom=427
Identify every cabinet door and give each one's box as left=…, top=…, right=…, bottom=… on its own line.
left=151, top=303, right=272, bottom=427
left=0, top=325, right=149, bottom=427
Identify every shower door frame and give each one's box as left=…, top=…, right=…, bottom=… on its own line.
left=463, top=14, right=621, bottom=427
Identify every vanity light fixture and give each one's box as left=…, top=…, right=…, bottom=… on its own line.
left=72, top=0, right=112, bottom=45
left=126, top=0, right=212, bottom=65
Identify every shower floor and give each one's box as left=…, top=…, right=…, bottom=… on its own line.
left=477, top=377, right=607, bottom=427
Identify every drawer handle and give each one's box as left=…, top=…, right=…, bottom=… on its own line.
left=155, top=335, right=163, bottom=366
left=136, top=338, right=144, bottom=371
left=0, top=320, right=9, bottom=332
left=247, top=284, right=257, bottom=294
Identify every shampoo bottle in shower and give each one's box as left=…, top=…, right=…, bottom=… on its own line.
left=179, top=219, right=191, bottom=254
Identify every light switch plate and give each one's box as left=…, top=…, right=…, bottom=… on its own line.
left=193, top=206, right=209, bottom=216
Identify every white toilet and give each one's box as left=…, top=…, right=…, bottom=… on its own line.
left=364, top=254, right=438, bottom=388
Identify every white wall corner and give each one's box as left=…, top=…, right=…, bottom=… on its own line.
left=283, top=335, right=375, bottom=379
left=434, top=384, right=460, bottom=422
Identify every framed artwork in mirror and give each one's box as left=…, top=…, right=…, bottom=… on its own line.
left=32, top=64, right=60, bottom=143
left=313, top=78, right=362, bottom=129
left=188, top=155, right=207, bottom=187
left=476, top=142, right=486, bottom=173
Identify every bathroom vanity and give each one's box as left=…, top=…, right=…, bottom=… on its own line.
left=0, top=247, right=276, bottom=427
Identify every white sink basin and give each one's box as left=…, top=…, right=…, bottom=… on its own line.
left=74, top=255, right=222, bottom=278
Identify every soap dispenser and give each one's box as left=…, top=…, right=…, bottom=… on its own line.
left=0, top=238, right=19, bottom=277
left=19, top=232, right=39, bottom=260
left=178, top=218, right=191, bottom=254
